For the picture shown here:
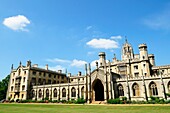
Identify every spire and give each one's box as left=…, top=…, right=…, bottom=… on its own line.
left=95, top=61, right=98, bottom=69
left=19, top=61, right=22, bottom=66
left=114, top=53, right=116, bottom=59
left=125, top=36, right=128, bottom=43
left=11, top=64, right=13, bottom=70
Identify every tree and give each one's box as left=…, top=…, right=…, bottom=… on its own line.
left=0, top=75, right=10, bottom=100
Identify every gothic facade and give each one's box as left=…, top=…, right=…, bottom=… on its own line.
left=6, top=40, right=170, bottom=103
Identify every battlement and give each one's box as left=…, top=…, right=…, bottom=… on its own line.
left=139, top=43, right=147, bottom=48
left=116, top=74, right=170, bottom=81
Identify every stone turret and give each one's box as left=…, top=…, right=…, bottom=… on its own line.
left=122, top=39, right=134, bottom=61
left=139, top=43, right=148, bottom=60
left=99, top=52, right=106, bottom=66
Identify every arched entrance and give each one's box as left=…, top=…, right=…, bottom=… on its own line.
left=92, top=79, right=104, bottom=101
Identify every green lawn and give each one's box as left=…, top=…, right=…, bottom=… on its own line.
left=0, top=104, right=170, bottom=113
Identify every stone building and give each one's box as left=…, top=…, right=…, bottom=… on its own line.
left=6, top=40, right=170, bottom=103
left=6, top=61, right=67, bottom=100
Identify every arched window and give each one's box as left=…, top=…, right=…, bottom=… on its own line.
left=168, top=81, right=170, bottom=93
left=71, top=87, right=76, bottom=97
left=53, top=88, right=57, bottom=97
left=38, top=89, right=42, bottom=98
left=46, top=89, right=49, bottom=98
left=62, top=88, right=66, bottom=97
left=132, top=83, right=140, bottom=96
left=149, top=82, right=158, bottom=96
left=81, top=86, right=84, bottom=98
left=118, top=84, right=124, bottom=97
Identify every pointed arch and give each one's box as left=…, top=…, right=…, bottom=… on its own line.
left=38, top=89, right=42, bottom=98
left=71, top=87, right=76, bottom=97
left=46, top=89, right=49, bottom=98
left=149, top=81, right=158, bottom=96
left=117, top=84, right=124, bottom=97
left=132, top=83, right=140, bottom=96
left=53, top=88, right=57, bottom=98
left=62, top=88, right=66, bottom=97
left=168, top=81, right=170, bottom=93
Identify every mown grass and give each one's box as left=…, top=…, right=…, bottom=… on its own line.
left=0, top=103, right=170, bottom=113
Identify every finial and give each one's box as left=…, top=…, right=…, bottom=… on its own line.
left=65, top=69, right=67, bottom=74
left=114, top=53, right=116, bottom=59
left=95, top=61, right=98, bottom=69
left=11, top=64, right=13, bottom=70
left=19, top=61, right=22, bottom=66
left=125, top=36, right=128, bottom=43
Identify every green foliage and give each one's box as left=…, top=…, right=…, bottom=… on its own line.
left=0, top=75, right=10, bottom=100
left=150, top=96, right=159, bottom=101
left=107, top=98, right=121, bottom=104
left=122, top=97, right=127, bottom=101
left=44, top=97, right=49, bottom=100
left=166, top=93, right=170, bottom=97
left=37, top=100, right=45, bottom=103
left=74, top=97, right=86, bottom=104
left=9, top=99, right=14, bottom=103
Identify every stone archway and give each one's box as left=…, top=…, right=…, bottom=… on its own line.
left=92, top=79, right=104, bottom=101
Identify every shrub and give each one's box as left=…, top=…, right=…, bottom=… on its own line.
left=166, top=93, right=170, bottom=97
left=61, top=100, right=66, bottom=103
left=150, top=96, right=159, bottom=101
left=16, top=99, right=20, bottom=103
left=107, top=98, right=121, bottom=104
left=44, top=97, right=49, bottom=100
left=52, top=100, right=58, bottom=103
left=75, top=98, right=86, bottom=104
left=10, top=99, right=14, bottom=103
left=37, top=100, right=45, bottom=103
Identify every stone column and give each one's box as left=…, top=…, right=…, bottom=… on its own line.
left=78, top=78, right=80, bottom=99
left=104, top=62, right=108, bottom=102
left=84, top=64, right=88, bottom=101
left=58, top=85, right=60, bottom=100
left=67, top=83, right=69, bottom=101
left=108, top=61, right=113, bottom=99
left=126, top=76, right=131, bottom=100
left=160, top=69, right=167, bottom=100
left=87, top=63, right=91, bottom=103
left=142, top=75, right=148, bottom=101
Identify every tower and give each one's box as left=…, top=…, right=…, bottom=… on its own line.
left=121, top=39, right=134, bottom=61
left=139, top=43, right=150, bottom=76
left=139, top=44, right=148, bottom=61
left=99, top=52, right=106, bottom=66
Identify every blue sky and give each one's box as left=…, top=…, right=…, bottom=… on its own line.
left=0, top=0, right=170, bottom=80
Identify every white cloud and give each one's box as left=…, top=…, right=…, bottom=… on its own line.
left=86, top=38, right=119, bottom=49
left=111, top=35, right=122, bottom=39
left=48, top=65, right=65, bottom=72
left=46, top=58, right=87, bottom=68
left=46, top=58, right=71, bottom=63
left=86, top=26, right=92, bottom=30
left=90, top=59, right=109, bottom=69
left=87, top=51, right=95, bottom=56
left=91, top=60, right=99, bottom=69
left=3, top=15, right=30, bottom=31
left=70, top=59, right=87, bottom=68
left=143, top=9, right=170, bottom=30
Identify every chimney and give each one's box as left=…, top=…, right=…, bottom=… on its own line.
left=78, top=71, right=81, bottom=76
left=27, top=60, right=31, bottom=67
left=68, top=73, right=71, bottom=77
left=58, top=70, right=62, bottom=73
left=33, top=64, right=38, bottom=67
left=45, top=64, right=48, bottom=70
